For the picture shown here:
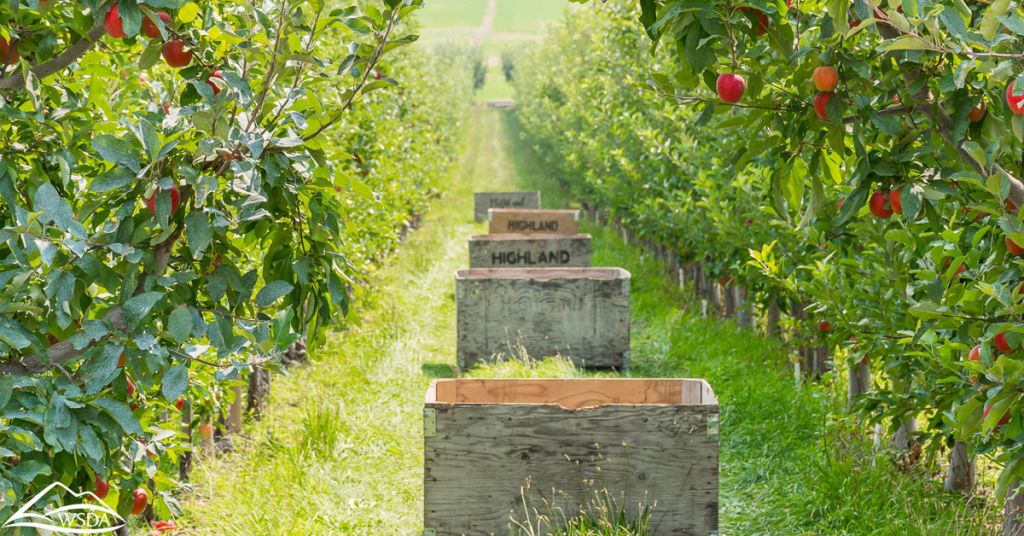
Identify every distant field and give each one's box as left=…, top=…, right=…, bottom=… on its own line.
left=416, top=0, right=571, bottom=99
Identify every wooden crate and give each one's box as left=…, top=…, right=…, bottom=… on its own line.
left=423, top=378, right=720, bottom=536
left=487, top=208, right=580, bottom=235
left=473, top=192, right=541, bottom=222
left=455, top=268, right=629, bottom=369
left=468, top=233, right=592, bottom=268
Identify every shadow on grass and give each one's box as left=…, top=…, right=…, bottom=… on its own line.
left=421, top=362, right=458, bottom=378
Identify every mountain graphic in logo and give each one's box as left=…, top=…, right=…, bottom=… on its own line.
left=2, top=481, right=125, bottom=535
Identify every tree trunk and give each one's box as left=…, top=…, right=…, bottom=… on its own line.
left=767, top=300, right=781, bottom=337
left=723, top=284, right=737, bottom=318
left=813, top=344, right=831, bottom=378
left=1006, top=482, right=1024, bottom=536
left=178, top=400, right=192, bottom=481
left=694, top=262, right=706, bottom=297
left=847, top=360, right=871, bottom=411
left=246, top=366, right=272, bottom=417
left=708, top=282, right=721, bottom=318
left=228, top=385, right=244, bottom=433
left=736, top=285, right=755, bottom=329
left=943, top=441, right=976, bottom=494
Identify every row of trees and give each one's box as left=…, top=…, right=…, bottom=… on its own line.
left=522, top=0, right=1024, bottom=531
left=0, top=0, right=472, bottom=530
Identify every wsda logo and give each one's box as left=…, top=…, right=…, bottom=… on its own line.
left=1, top=481, right=125, bottom=535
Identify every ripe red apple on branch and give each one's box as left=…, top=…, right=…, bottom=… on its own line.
left=0, top=37, right=19, bottom=65
left=207, top=70, right=224, bottom=96
left=995, top=332, right=1013, bottom=354
left=142, top=11, right=173, bottom=39
left=868, top=190, right=893, bottom=219
left=146, top=186, right=181, bottom=217
left=1006, top=236, right=1024, bottom=257
left=131, top=488, right=148, bottom=515
left=968, top=345, right=981, bottom=362
left=716, top=73, right=745, bottom=103
left=812, top=66, right=838, bottom=92
left=162, top=39, right=193, bottom=68
left=104, top=4, right=126, bottom=38
left=94, top=476, right=109, bottom=499
left=1008, top=82, right=1024, bottom=115
left=813, top=92, right=832, bottom=121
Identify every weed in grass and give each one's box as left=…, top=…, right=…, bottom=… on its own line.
left=511, top=481, right=654, bottom=536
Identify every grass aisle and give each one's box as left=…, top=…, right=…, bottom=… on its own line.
left=183, top=108, right=996, bottom=535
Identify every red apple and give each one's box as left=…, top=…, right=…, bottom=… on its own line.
left=818, top=320, right=831, bottom=332
left=153, top=521, right=177, bottom=532
left=813, top=92, right=833, bottom=121
left=198, top=422, right=214, bottom=438
left=126, top=377, right=136, bottom=397
left=131, top=488, right=148, bottom=515
left=968, top=345, right=981, bottom=362
left=0, top=37, right=19, bottom=65
left=716, top=73, right=746, bottom=104
left=969, top=102, right=986, bottom=122
left=117, top=353, right=125, bottom=368
left=146, top=186, right=181, bottom=217
left=888, top=188, right=902, bottom=215
left=812, top=66, right=838, bottom=92
left=869, top=190, right=893, bottom=219
left=175, top=397, right=185, bottom=411
left=1008, top=82, right=1024, bottom=115
left=161, top=39, right=193, bottom=68
left=1007, top=236, right=1024, bottom=256
left=94, top=475, right=109, bottom=499
left=754, top=10, right=769, bottom=35
left=995, top=332, right=1013, bottom=354
left=207, top=70, right=224, bottom=95
left=984, top=404, right=1011, bottom=427
left=142, top=11, right=173, bottom=39
left=104, top=4, right=126, bottom=38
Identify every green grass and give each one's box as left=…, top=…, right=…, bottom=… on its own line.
left=179, top=108, right=1002, bottom=534
left=416, top=0, right=568, bottom=100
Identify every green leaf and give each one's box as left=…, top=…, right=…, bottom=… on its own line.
left=92, top=134, right=141, bottom=170
left=34, top=182, right=75, bottom=230
left=124, top=291, right=164, bottom=327
left=92, top=398, right=144, bottom=435
left=884, top=36, right=933, bottom=51
left=178, top=1, right=200, bottom=22
left=10, top=460, right=51, bottom=484
left=256, top=280, right=294, bottom=307
left=161, top=365, right=188, bottom=402
left=168, top=306, right=192, bottom=343
left=184, top=211, right=212, bottom=259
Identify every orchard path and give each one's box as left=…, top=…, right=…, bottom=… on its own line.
left=180, top=106, right=994, bottom=535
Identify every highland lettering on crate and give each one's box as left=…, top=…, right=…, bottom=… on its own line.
left=455, top=267, right=629, bottom=369
left=473, top=191, right=541, bottom=222
left=487, top=208, right=580, bottom=235
left=423, top=378, right=720, bottom=536
left=468, top=233, right=592, bottom=268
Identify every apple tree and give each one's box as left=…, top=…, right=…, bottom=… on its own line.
left=0, top=0, right=423, bottom=524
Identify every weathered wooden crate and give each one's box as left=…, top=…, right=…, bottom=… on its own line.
left=468, top=233, right=592, bottom=268
left=423, top=378, right=720, bottom=536
left=487, top=208, right=580, bottom=235
left=455, top=267, right=629, bottom=369
left=473, top=192, right=541, bottom=222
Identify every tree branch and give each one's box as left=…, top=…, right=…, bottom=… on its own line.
left=0, top=25, right=105, bottom=91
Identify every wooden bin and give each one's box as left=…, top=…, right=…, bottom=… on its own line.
left=423, top=378, right=720, bottom=536
left=468, top=233, right=592, bottom=268
left=473, top=192, right=541, bottom=222
left=487, top=208, right=580, bottom=235
left=455, top=267, right=629, bottom=369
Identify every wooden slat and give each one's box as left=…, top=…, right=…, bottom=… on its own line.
left=456, top=268, right=630, bottom=369
left=487, top=208, right=580, bottom=235
left=428, top=378, right=717, bottom=408
left=424, top=403, right=719, bottom=536
left=473, top=192, right=541, bottom=222
left=468, top=234, right=592, bottom=268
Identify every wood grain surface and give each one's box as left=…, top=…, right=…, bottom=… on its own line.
left=424, top=396, right=719, bottom=536
left=469, top=234, right=592, bottom=268
left=473, top=192, right=541, bottom=222
left=487, top=209, right=580, bottom=235
left=455, top=268, right=630, bottom=369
